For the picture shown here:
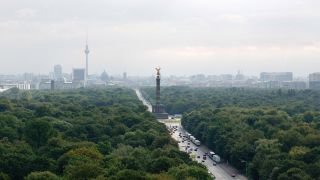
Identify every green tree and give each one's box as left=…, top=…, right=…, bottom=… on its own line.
left=113, top=169, right=148, bottom=180
left=0, top=172, right=10, bottom=180
left=278, top=168, right=312, bottom=180
left=168, top=164, right=212, bottom=180
left=25, top=171, right=59, bottom=180
left=58, top=147, right=103, bottom=179
left=25, top=118, right=54, bottom=148
left=0, top=99, right=12, bottom=112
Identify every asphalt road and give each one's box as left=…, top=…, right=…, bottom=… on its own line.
left=135, top=89, right=153, bottom=112
left=135, top=89, right=247, bottom=180
left=162, top=121, right=247, bottom=180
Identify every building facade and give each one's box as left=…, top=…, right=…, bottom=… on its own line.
left=309, top=72, right=320, bottom=89
left=260, top=72, right=293, bottom=82
left=73, top=68, right=86, bottom=82
left=54, top=65, right=63, bottom=80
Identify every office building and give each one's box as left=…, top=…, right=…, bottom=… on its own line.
left=39, top=79, right=84, bottom=90
left=235, top=71, right=245, bottom=81
left=309, top=72, right=320, bottom=89
left=123, top=72, right=127, bottom=80
left=0, top=82, right=31, bottom=90
left=282, top=81, right=307, bottom=89
left=260, top=72, right=293, bottom=82
left=54, top=65, right=63, bottom=80
left=220, top=74, right=233, bottom=81
left=73, top=68, right=86, bottom=82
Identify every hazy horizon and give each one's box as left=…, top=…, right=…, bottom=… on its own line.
left=1, top=0, right=320, bottom=77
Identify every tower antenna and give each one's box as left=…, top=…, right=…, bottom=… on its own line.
left=85, top=29, right=90, bottom=79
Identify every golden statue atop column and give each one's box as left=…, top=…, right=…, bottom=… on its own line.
left=152, top=67, right=168, bottom=119
left=155, top=67, right=161, bottom=76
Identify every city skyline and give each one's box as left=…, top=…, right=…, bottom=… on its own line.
left=1, top=0, right=320, bottom=76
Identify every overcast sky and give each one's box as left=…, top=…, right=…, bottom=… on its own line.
left=1, top=0, right=320, bottom=76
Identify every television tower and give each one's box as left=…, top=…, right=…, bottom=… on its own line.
left=84, top=33, right=90, bottom=79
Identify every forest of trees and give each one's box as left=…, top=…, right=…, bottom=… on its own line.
left=0, top=87, right=211, bottom=180
left=142, top=87, right=320, bottom=180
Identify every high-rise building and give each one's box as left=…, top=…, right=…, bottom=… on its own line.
left=123, top=72, right=127, bottom=80
left=235, top=71, right=245, bottom=81
left=73, top=68, right=86, bottom=82
left=260, top=72, right=293, bottom=82
left=281, top=81, right=307, bottom=89
left=309, top=72, right=320, bottom=89
left=23, top=73, right=34, bottom=82
left=54, top=65, right=63, bottom=80
left=220, top=74, right=233, bottom=81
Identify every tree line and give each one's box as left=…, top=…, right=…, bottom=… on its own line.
left=0, top=87, right=211, bottom=180
left=142, top=87, right=320, bottom=180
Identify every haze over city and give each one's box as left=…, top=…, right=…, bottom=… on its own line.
left=1, top=1, right=320, bottom=180
left=1, top=0, right=320, bottom=76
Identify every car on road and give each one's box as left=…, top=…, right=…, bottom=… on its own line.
left=197, top=156, right=200, bottom=158
left=231, top=174, right=236, bottom=178
left=213, top=162, right=217, bottom=166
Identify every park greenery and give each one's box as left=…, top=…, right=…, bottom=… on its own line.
left=0, top=87, right=211, bottom=180
left=142, top=86, right=320, bottom=180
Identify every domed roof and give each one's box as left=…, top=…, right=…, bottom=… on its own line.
left=100, top=70, right=109, bottom=82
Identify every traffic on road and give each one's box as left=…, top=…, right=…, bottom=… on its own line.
left=164, top=121, right=247, bottom=180
left=135, top=89, right=247, bottom=180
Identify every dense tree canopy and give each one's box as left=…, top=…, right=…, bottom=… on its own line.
left=0, top=87, right=210, bottom=180
left=142, top=87, right=320, bottom=180
left=142, top=86, right=320, bottom=116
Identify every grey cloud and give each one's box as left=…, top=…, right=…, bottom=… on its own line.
left=0, top=0, right=319, bottom=76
